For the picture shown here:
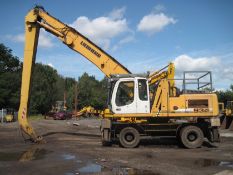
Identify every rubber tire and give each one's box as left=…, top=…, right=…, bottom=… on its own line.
left=180, top=125, right=204, bottom=149
left=176, top=127, right=183, bottom=147
left=119, top=127, right=140, bottom=148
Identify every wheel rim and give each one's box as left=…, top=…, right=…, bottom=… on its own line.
left=187, top=131, right=198, bottom=142
left=125, top=133, right=135, bottom=142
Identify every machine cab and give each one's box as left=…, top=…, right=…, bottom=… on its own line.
left=110, top=76, right=150, bottom=114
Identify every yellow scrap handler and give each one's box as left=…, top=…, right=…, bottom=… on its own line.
left=18, top=6, right=221, bottom=148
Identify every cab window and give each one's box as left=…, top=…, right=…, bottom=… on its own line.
left=138, top=79, right=148, bottom=101
left=116, top=81, right=134, bottom=106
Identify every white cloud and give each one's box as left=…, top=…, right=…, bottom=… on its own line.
left=109, top=7, right=126, bottom=20
left=7, top=29, right=54, bottom=48
left=112, top=35, right=135, bottom=51
left=6, top=29, right=54, bottom=48
left=8, top=8, right=131, bottom=50
left=70, top=7, right=129, bottom=50
left=6, top=33, right=24, bottom=42
left=153, top=4, right=166, bottom=13
left=174, top=54, right=220, bottom=72
left=118, top=35, right=135, bottom=45
left=137, top=13, right=176, bottom=35
left=222, top=67, right=233, bottom=80
left=173, top=54, right=233, bottom=86
left=47, top=63, right=54, bottom=68
left=38, top=30, right=54, bottom=48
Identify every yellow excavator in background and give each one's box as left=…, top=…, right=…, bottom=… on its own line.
left=74, top=106, right=103, bottom=118
left=18, top=6, right=221, bottom=148
left=225, top=101, right=233, bottom=117
left=219, top=101, right=233, bottom=129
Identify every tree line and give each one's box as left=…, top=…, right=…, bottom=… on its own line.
left=0, top=43, right=107, bottom=114
left=0, top=43, right=233, bottom=114
left=215, top=85, right=233, bottom=106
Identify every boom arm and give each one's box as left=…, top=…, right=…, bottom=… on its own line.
left=149, top=63, right=175, bottom=85
left=18, top=6, right=130, bottom=142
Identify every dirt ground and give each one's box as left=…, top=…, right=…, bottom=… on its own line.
left=0, top=118, right=233, bottom=175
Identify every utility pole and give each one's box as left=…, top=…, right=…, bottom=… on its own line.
left=64, top=78, right=67, bottom=111
left=64, top=91, right=67, bottom=111
left=74, top=82, right=78, bottom=114
left=1, top=108, right=3, bottom=124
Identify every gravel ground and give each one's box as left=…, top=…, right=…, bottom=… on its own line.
left=0, top=118, right=233, bottom=175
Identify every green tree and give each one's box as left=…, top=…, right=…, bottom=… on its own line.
left=77, top=73, right=107, bottom=110
left=0, top=43, right=22, bottom=109
left=0, top=43, right=21, bottom=73
left=54, top=75, right=66, bottom=102
left=0, top=43, right=108, bottom=114
left=216, top=86, right=233, bottom=105
left=29, top=63, right=58, bottom=114
left=65, top=77, right=76, bottom=110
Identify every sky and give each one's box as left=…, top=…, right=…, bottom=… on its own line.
left=0, top=0, right=233, bottom=90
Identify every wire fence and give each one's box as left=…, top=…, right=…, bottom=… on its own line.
left=0, top=109, right=7, bottom=124
left=0, top=109, right=17, bottom=124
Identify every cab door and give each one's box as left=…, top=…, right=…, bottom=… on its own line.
left=111, top=78, right=137, bottom=114
left=136, top=78, right=150, bottom=113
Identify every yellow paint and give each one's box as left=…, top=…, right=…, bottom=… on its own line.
left=18, top=7, right=130, bottom=142
left=226, top=101, right=233, bottom=117
left=5, top=115, right=13, bottom=122
left=18, top=9, right=40, bottom=141
left=18, top=7, right=220, bottom=142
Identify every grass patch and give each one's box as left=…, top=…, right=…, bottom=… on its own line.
left=29, top=114, right=44, bottom=120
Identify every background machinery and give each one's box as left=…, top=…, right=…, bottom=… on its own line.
left=220, top=101, right=233, bottom=129
left=5, top=108, right=15, bottom=122
left=74, top=106, right=103, bottom=118
left=225, top=101, right=233, bottom=117
left=18, top=6, right=221, bottom=148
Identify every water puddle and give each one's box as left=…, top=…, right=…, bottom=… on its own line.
left=0, top=147, right=49, bottom=162
left=112, top=167, right=159, bottom=175
left=194, top=159, right=233, bottom=168
left=75, top=163, right=158, bottom=175
left=219, top=161, right=233, bottom=168
left=79, top=163, right=102, bottom=174
left=60, top=153, right=160, bottom=175
left=194, top=159, right=219, bottom=167
left=19, top=148, right=49, bottom=162
left=62, top=154, right=76, bottom=160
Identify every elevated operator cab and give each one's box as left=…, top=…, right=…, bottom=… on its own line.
left=108, top=75, right=150, bottom=114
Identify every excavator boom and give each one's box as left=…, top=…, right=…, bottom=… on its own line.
left=18, top=6, right=130, bottom=142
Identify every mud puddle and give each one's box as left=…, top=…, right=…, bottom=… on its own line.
left=194, top=158, right=233, bottom=168
left=79, top=163, right=102, bottom=173
left=62, top=153, right=102, bottom=174
left=62, top=154, right=76, bottom=160
left=112, top=167, right=159, bottom=175
left=0, top=147, right=50, bottom=162
left=219, top=161, right=233, bottom=168
left=62, top=153, right=158, bottom=175
left=75, top=165, right=158, bottom=175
